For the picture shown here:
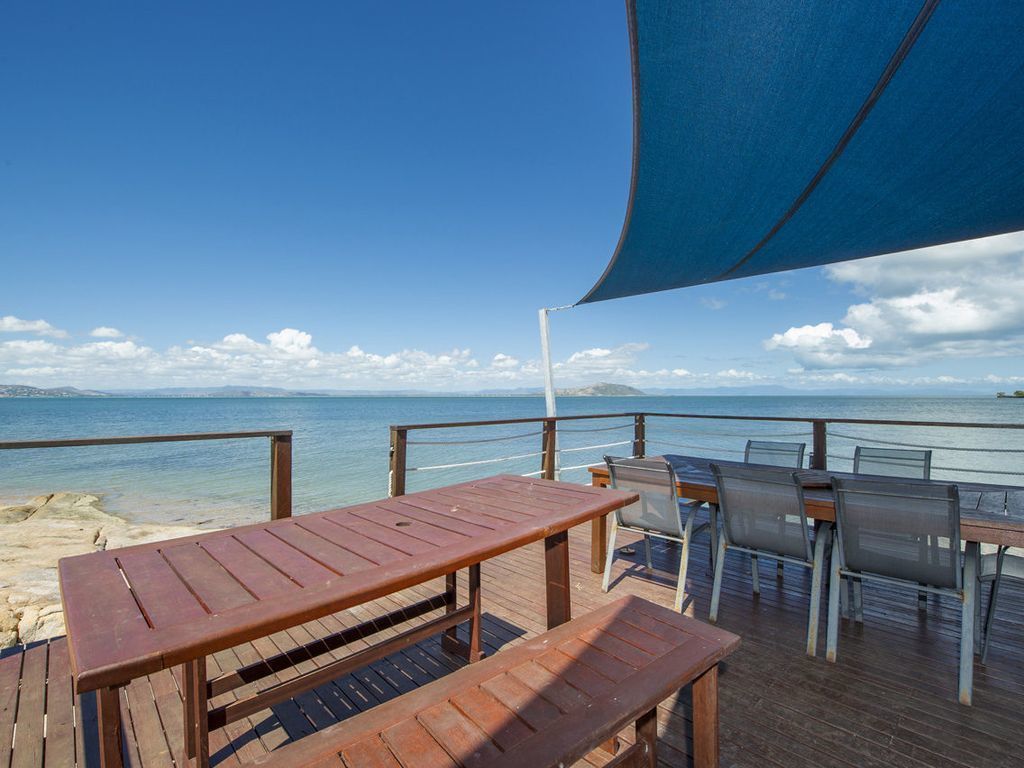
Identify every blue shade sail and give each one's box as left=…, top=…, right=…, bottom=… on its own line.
left=580, top=0, right=1024, bottom=304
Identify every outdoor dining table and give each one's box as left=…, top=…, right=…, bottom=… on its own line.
left=58, top=474, right=637, bottom=768
left=588, top=454, right=1024, bottom=705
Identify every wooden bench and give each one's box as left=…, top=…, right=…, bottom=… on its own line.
left=251, top=595, right=740, bottom=768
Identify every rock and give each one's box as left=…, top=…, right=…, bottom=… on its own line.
left=0, top=492, right=210, bottom=648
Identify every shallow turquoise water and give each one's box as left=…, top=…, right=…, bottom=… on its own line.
left=1, top=396, right=1022, bottom=527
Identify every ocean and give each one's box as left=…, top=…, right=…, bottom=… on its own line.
left=1, top=396, right=1022, bottom=529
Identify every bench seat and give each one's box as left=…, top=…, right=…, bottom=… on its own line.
left=252, top=595, right=740, bottom=768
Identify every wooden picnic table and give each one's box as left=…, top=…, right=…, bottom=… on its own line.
left=58, top=474, right=637, bottom=768
left=588, top=454, right=1024, bottom=705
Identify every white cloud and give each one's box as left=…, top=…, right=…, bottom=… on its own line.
left=701, top=298, right=727, bottom=310
left=0, top=315, right=68, bottom=338
left=267, top=328, right=317, bottom=358
left=491, top=353, right=519, bottom=369
left=89, top=326, right=123, bottom=338
left=766, top=231, right=1024, bottom=368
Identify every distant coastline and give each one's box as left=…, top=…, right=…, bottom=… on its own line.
left=0, top=382, right=999, bottom=399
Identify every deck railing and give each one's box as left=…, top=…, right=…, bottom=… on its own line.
left=389, top=412, right=1024, bottom=497
left=0, top=430, right=293, bottom=519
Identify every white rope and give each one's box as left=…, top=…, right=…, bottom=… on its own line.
left=558, top=440, right=632, bottom=454
left=407, top=429, right=542, bottom=446
left=558, top=461, right=618, bottom=472
left=828, top=431, right=1024, bottom=453
left=409, top=450, right=543, bottom=472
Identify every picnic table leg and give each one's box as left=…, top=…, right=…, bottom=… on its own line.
left=635, top=706, right=658, bottom=766
left=467, top=564, right=484, bottom=662
left=442, top=571, right=459, bottom=652
left=692, top=665, right=720, bottom=768
left=545, top=530, right=572, bottom=628
left=97, top=685, right=125, bottom=768
left=591, top=514, right=608, bottom=574
left=590, top=472, right=609, bottom=574
left=183, top=658, right=210, bottom=768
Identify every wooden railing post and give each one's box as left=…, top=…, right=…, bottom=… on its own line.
left=811, top=420, right=827, bottom=470
left=633, top=413, right=646, bottom=458
left=389, top=427, right=408, bottom=497
left=270, top=433, right=292, bottom=520
left=541, top=419, right=557, bottom=480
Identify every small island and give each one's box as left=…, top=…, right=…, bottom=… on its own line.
left=995, top=391, right=1024, bottom=398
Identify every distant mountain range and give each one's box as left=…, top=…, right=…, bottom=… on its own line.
left=0, top=382, right=1001, bottom=399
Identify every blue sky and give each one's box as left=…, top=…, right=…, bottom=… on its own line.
left=2, top=2, right=1023, bottom=392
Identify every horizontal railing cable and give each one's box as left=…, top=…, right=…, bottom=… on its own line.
left=406, top=429, right=542, bottom=446
left=646, top=439, right=745, bottom=455
left=557, top=440, right=632, bottom=455
left=648, top=427, right=812, bottom=439
left=408, top=450, right=544, bottom=472
left=828, top=430, right=1024, bottom=453
left=556, top=423, right=634, bottom=433
left=825, top=454, right=1023, bottom=477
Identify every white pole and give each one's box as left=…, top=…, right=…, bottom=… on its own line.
left=538, top=308, right=557, bottom=419
left=538, top=305, right=572, bottom=480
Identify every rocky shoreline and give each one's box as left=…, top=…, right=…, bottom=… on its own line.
left=0, top=492, right=211, bottom=647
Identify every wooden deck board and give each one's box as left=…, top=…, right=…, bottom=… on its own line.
left=5, top=521, right=1023, bottom=767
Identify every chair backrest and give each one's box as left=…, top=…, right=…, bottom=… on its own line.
left=710, top=462, right=812, bottom=561
left=853, top=446, right=932, bottom=479
left=832, top=476, right=960, bottom=589
left=604, top=456, right=682, bottom=537
left=744, top=440, right=806, bottom=468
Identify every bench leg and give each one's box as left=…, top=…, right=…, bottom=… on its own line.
left=692, top=665, right=719, bottom=768
left=183, top=658, right=210, bottom=768
left=97, top=685, right=125, bottom=768
left=545, top=529, right=572, bottom=629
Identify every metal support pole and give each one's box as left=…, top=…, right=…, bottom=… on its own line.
left=538, top=305, right=572, bottom=480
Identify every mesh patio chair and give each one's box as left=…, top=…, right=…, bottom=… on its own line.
left=849, top=446, right=934, bottom=613
left=709, top=462, right=829, bottom=656
left=603, top=456, right=710, bottom=611
left=826, top=477, right=973, bottom=699
left=744, top=440, right=807, bottom=577
left=745, top=440, right=806, bottom=468
left=853, top=446, right=932, bottom=478
left=979, top=546, right=1024, bottom=663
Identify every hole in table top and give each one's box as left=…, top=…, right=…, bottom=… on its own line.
left=395, top=521, right=412, bottom=527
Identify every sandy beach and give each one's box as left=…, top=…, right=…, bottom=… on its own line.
left=0, top=492, right=211, bottom=648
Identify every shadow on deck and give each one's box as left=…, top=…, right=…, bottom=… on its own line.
left=2, top=522, right=1021, bottom=767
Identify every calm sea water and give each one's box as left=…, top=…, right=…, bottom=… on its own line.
left=1, top=396, right=1022, bottom=528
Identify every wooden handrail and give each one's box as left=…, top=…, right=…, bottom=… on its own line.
left=0, top=430, right=293, bottom=450
left=0, top=430, right=293, bottom=520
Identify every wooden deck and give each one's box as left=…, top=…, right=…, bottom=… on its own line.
left=2, top=520, right=1022, bottom=767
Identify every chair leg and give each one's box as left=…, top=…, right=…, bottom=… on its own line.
left=806, top=523, right=829, bottom=657
left=853, top=579, right=863, bottom=624
left=644, top=535, right=653, bottom=571
left=839, top=576, right=848, bottom=616
left=709, top=537, right=727, bottom=623
left=601, top=520, right=618, bottom=593
left=826, top=530, right=841, bottom=663
left=959, top=542, right=978, bottom=706
left=751, top=555, right=760, bottom=595
left=674, top=535, right=690, bottom=612
left=982, top=578, right=1001, bottom=664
